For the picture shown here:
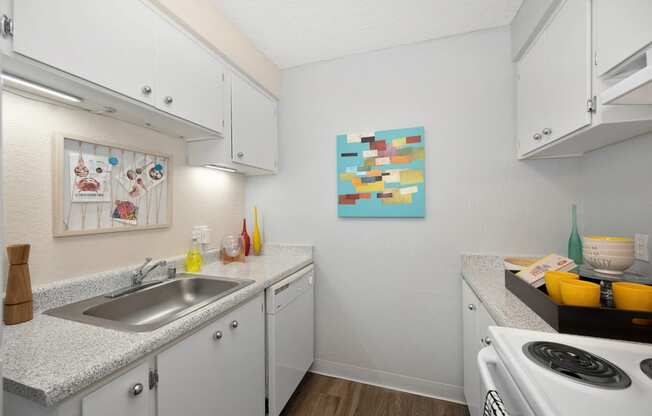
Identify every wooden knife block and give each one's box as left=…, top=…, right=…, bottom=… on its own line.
left=4, top=244, right=33, bottom=325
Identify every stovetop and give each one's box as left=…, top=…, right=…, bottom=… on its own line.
left=523, top=341, right=632, bottom=389
left=490, top=327, right=652, bottom=416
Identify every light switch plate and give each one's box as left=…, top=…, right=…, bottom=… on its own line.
left=635, top=234, right=649, bottom=262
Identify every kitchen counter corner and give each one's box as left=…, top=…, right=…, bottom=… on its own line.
left=461, top=254, right=555, bottom=333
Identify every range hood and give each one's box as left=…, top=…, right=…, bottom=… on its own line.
left=601, top=48, right=652, bottom=105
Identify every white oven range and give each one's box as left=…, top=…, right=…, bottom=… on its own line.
left=477, top=327, right=652, bottom=416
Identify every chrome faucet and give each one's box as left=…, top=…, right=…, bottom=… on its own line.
left=132, top=257, right=168, bottom=286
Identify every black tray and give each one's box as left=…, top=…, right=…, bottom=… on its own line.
left=505, top=270, right=652, bottom=343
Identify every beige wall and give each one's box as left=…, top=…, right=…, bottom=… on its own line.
left=150, top=0, right=281, bottom=97
left=3, top=92, right=246, bottom=286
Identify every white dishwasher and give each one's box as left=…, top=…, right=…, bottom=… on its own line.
left=266, top=264, right=314, bottom=416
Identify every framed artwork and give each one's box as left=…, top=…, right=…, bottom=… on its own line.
left=53, top=133, right=173, bottom=237
left=337, top=126, right=425, bottom=217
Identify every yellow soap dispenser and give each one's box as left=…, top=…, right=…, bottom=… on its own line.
left=185, top=237, right=203, bottom=273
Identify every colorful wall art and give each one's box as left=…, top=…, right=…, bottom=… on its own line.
left=337, top=126, right=425, bottom=217
left=53, top=134, right=172, bottom=236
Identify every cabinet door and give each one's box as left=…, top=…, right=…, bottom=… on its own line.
left=157, top=294, right=265, bottom=416
left=595, top=0, right=652, bottom=76
left=516, top=0, right=591, bottom=157
left=155, top=21, right=225, bottom=134
left=232, top=73, right=278, bottom=171
left=475, top=302, right=497, bottom=348
left=82, top=362, right=152, bottom=416
left=13, top=0, right=158, bottom=105
left=221, top=295, right=266, bottom=415
left=462, top=282, right=482, bottom=416
left=543, top=0, right=591, bottom=144
left=516, top=27, right=549, bottom=156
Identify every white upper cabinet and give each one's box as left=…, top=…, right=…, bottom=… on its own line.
left=538, top=0, right=591, bottom=143
left=516, top=23, right=553, bottom=156
left=516, top=0, right=591, bottom=157
left=13, top=0, right=159, bottom=106
left=10, top=0, right=226, bottom=135
left=514, top=0, right=652, bottom=159
left=155, top=21, right=225, bottom=134
left=594, top=0, right=652, bottom=77
left=232, top=73, right=278, bottom=172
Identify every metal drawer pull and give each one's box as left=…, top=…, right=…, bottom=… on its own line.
left=164, top=96, right=173, bottom=104
left=142, top=85, right=152, bottom=95
left=230, top=320, right=239, bottom=329
left=468, top=304, right=476, bottom=311
left=533, top=133, right=542, bottom=141
left=214, top=330, right=223, bottom=340
left=131, top=383, right=144, bottom=396
left=481, top=336, right=492, bottom=346
left=542, top=128, right=552, bottom=136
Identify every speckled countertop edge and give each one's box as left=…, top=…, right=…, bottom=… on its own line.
left=461, top=254, right=555, bottom=333
left=2, top=244, right=313, bottom=407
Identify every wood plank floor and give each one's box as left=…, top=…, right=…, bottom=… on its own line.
left=280, top=373, right=469, bottom=416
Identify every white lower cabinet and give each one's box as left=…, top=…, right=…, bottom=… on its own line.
left=4, top=293, right=274, bottom=416
left=462, top=281, right=497, bottom=416
left=157, top=293, right=265, bottom=416
left=82, top=362, right=153, bottom=416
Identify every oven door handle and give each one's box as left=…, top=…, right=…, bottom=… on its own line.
left=478, top=346, right=499, bottom=392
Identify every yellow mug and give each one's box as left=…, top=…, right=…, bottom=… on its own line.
left=560, top=280, right=601, bottom=307
left=613, top=282, right=652, bottom=326
left=544, top=271, right=579, bottom=304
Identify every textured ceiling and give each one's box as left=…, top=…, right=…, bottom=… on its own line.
left=212, top=0, right=523, bottom=68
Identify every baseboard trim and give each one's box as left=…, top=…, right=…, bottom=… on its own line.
left=310, top=359, right=466, bottom=405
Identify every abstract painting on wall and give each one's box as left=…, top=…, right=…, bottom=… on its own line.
left=337, top=126, right=425, bottom=217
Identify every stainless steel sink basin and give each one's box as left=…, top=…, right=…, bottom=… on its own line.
left=45, top=275, right=254, bottom=332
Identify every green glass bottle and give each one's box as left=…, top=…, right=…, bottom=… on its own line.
left=568, top=204, right=583, bottom=265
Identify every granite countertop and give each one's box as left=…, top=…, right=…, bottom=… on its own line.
left=2, top=244, right=313, bottom=407
left=461, top=254, right=555, bottom=333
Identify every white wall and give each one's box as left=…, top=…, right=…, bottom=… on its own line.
left=246, top=27, right=580, bottom=401
left=580, top=133, right=652, bottom=275
left=3, top=92, right=245, bottom=286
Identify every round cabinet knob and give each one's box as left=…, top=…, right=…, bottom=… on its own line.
left=236, top=152, right=244, bottom=159
left=467, top=304, right=476, bottom=311
left=131, top=383, right=144, bottom=396
left=141, top=85, right=152, bottom=95
left=542, top=128, right=552, bottom=136
left=164, top=96, right=173, bottom=105
left=230, top=320, right=239, bottom=329
left=214, top=330, right=223, bottom=340
left=481, top=337, right=492, bottom=346
left=533, top=133, right=542, bottom=141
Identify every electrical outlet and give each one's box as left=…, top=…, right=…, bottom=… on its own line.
left=635, top=234, right=649, bottom=262
left=192, top=225, right=211, bottom=245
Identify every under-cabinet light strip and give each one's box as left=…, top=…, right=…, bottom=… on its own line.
left=1, top=73, right=83, bottom=103
left=203, top=164, right=238, bottom=173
